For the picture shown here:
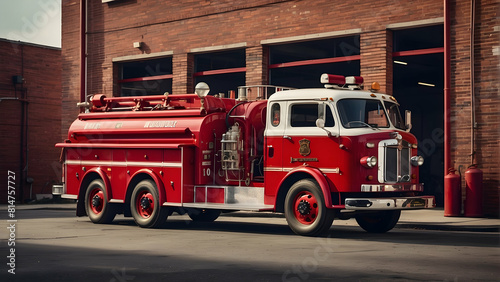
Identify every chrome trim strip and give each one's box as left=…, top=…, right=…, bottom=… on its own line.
left=163, top=202, right=183, bottom=207
left=321, top=168, right=340, bottom=174
left=66, top=160, right=182, bottom=168
left=263, top=167, right=283, bottom=172
left=109, top=199, right=124, bottom=203
left=182, top=202, right=274, bottom=211
left=361, top=183, right=424, bottom=192
left=263, top=167, right=294, bottom=172
left=264, top=167, right=340, bottom=173
left=193, top=185, right=266, bottom=207
left=61, top=194, right=78, bottom=200
left=127, top=161, right=182, bottom=168
left=345, top=196, right=435, bottom=210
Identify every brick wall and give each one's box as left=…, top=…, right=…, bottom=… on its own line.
left=474, top=0, right=500, bottom=217
left=75, top=0, right=442, bottom=98
left=172, top=53, right=194, bottom=94
left=61, top=0, right=81, bottom=139
left=360, top=30, right=393, bottom=95
left=450, top=0, right=500, bottom=216
left=246, top=46, right=269, bottom=87
left=0, top=39, right=62, bottom=203
left=61, top=0, right=499, bottom=215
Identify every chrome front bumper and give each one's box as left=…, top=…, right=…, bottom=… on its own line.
left=361, top=183, right=424, bottom=192
left=345, top=196, right=435, bottom=210
left=52, top=184, right=63, bottom=196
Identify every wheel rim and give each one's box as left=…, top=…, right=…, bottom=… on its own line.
left=136, top=191, right=155, bottom=219
left=293, top=191, right=319, bottom=225
left=89, top=188, right=104, bottom=215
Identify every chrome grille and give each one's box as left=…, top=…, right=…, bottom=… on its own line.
left=382, top=140, right=411, bottom=183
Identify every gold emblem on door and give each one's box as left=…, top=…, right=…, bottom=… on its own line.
left=299, top=139, right=311, bottom=156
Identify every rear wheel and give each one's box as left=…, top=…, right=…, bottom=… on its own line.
left=355, top=210, right=401, bottom=233
left=84, top=179, right=116, bottom=224
left=284, top=179, right=334, bottom=236
left=188, top=209, right=221, bottom=222
left=130, top=180, right=168, bottom=228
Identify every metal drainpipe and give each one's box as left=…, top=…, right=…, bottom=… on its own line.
left=21, top=43, right=28, bottom=202
left=80, top=0, right=87, bottom=109
left=444, top=0, right=452, bottom=174
left=470, top=0, right=476, bottom=164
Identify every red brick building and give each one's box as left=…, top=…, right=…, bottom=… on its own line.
left=61, top=0, right=499, bottom=215
left=0, top=39, right=62, bottom=203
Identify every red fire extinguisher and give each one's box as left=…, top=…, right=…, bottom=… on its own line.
left=464, top=164, right=483, bottom=217
left=444, top=168, right=461, bottom=217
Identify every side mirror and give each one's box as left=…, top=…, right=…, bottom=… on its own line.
left=316, top=118, right=325, bottom=129
left=316, top=118, right=337, bottom=137
left=405, top=110, right=412, bottom=132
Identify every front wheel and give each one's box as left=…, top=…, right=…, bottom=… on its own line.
left=130, top=180, right=168, bottom=228
left=284, top=179, right=334, bottom=236
left=84, top=179, right=116, bottom=224
left=355, top=210, right=401, bottom=233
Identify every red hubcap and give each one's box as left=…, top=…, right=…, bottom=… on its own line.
left=293, top=191, right=319, bottom=225
left=89, top=189, right=104, bottom=215
left=136, top=191, right=154, bottom=218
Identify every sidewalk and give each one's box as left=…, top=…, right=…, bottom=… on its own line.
left=2, top=202, right=499, bottom=233
left=396, top=208, right=500, bottom=232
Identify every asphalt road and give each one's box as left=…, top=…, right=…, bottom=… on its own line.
left=1, top=209, right=499, bottom=282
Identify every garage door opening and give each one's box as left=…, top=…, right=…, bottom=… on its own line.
left=268, top=36, right=361, bottom=88
left=392, top=25, right=445, bottom=205
left=193, top=49, right=246, bottom=97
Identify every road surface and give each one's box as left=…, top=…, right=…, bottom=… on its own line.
left=1, top=208, right=499, bottom=281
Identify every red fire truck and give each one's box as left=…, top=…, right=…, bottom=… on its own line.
left=53, top=74, right=434, bottom=236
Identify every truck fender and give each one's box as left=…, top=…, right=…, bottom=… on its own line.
left=127, top=169, right=167, bottom=205
left=275, top=166, right=333, bottom=210
left=76, top=167, right=112, bottom=217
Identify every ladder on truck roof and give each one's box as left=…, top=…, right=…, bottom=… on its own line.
left=78, top=93, right=202, bottom=112
left=236, top=85, right=294, bottom=101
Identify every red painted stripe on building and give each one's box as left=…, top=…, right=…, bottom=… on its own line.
left=269, top=55, right=361, bottom=69
left=118, top=74, right=173, bottom=83
left=393, top=47, right=444, bottom=57
left=193, top=67, right=246, bottom=77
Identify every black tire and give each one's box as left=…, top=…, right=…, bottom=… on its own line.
left=84, top=179, right=116, bottom=224
left=284, top=179, right=335, bottom=236
left=355, top=210, right=401, bottom=233
left=188, top=209, right=221, bottom=222
left=130, top=180, right=168, bottom=228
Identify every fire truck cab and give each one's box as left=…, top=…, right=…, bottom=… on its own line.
left=54, top=74, right=434, bottom=236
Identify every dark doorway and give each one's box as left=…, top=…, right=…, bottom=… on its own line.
left=194, top=49, right=246, bottom=96
left=268, top=36, right=361, bottom=88
left=393, top=25, right=445, bottom=205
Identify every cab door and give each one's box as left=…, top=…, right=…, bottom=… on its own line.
left=264, top=101, right=286, bottom=199
left=282, top=102, right=338, bottom=171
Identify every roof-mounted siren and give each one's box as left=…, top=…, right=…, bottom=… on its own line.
left=320, top=73, right=364, bottom=90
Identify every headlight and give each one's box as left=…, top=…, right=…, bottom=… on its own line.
left=411, top=156, right=424, bottom=166
left=360, top=156, right=377, bottom=168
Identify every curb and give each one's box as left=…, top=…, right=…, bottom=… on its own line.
left=396, top=223, right=500, bottom=233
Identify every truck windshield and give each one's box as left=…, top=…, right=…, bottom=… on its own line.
left=337, top=99, right=389, bottom=129
left=384, top=101, right=405, bottom=130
